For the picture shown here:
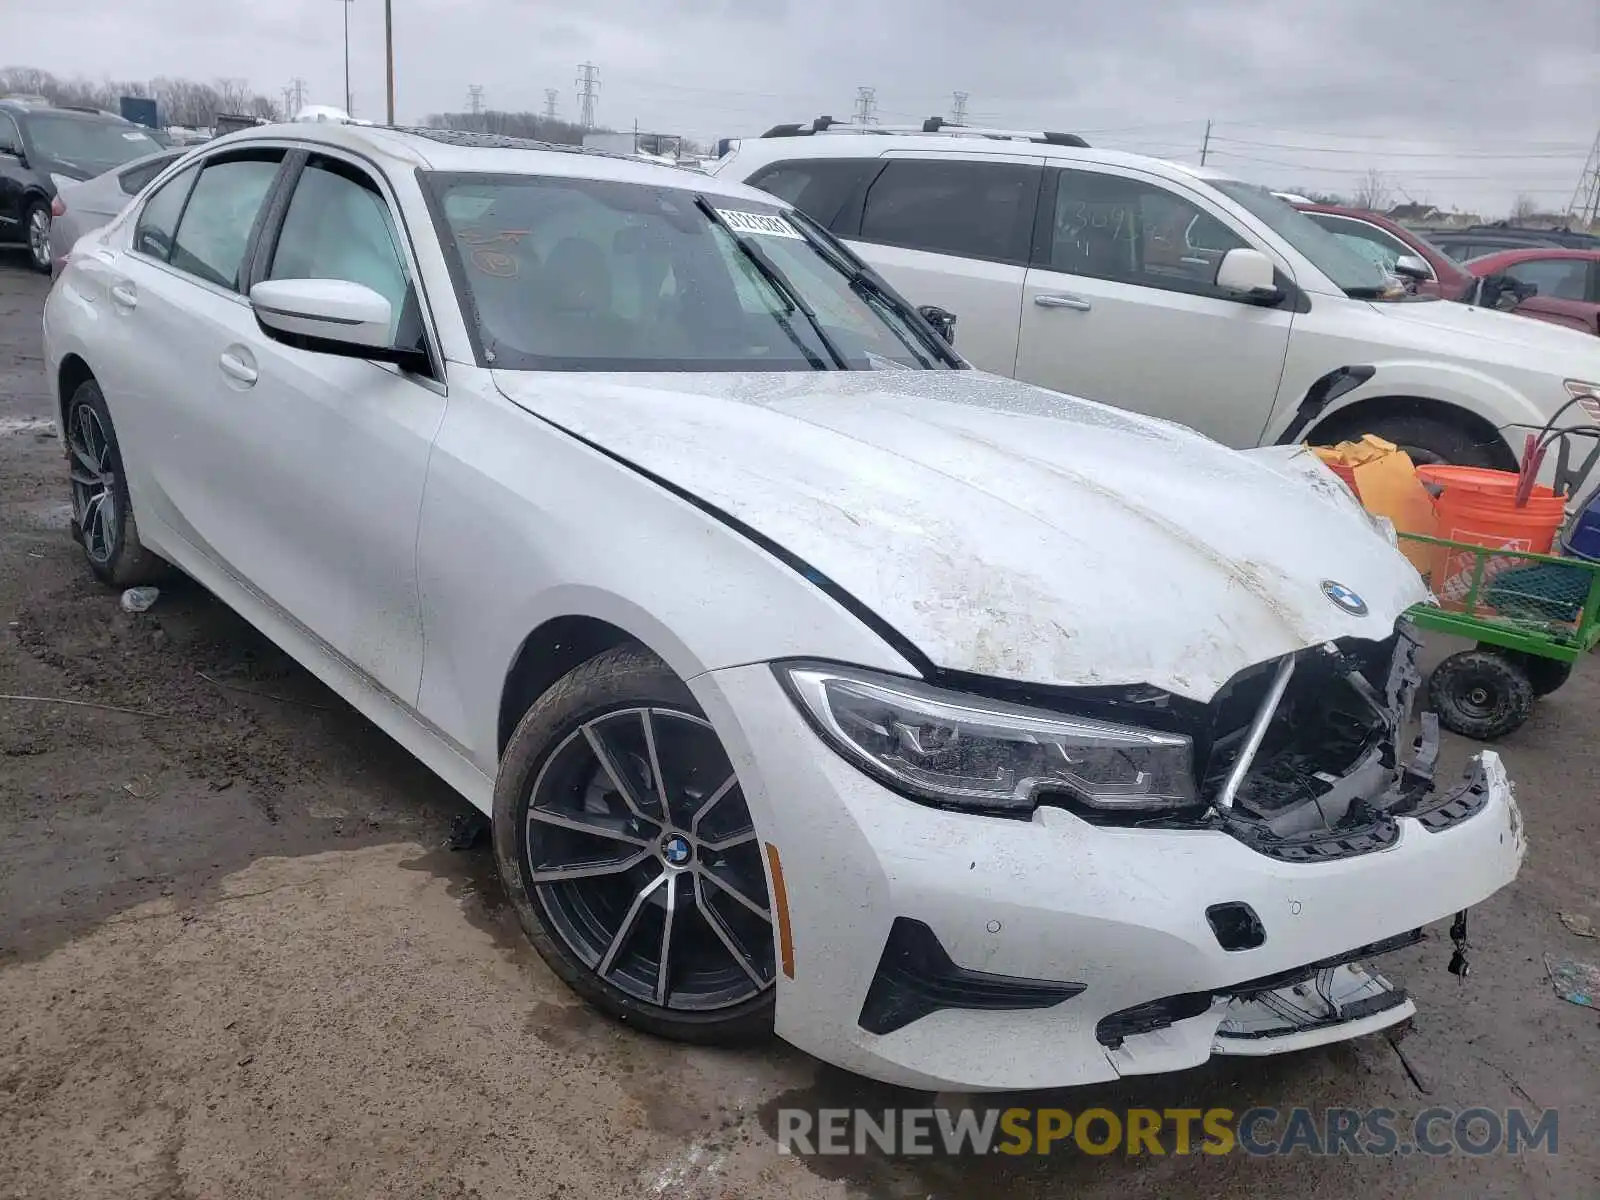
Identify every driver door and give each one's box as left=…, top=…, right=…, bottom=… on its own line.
left=1016, top=166, right=1295, bottom=447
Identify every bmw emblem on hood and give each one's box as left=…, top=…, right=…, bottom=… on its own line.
left=1321, top=580, right=1368, bottom=616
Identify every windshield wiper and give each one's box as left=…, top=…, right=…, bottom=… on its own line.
left=785, top=209, right=962, bottom=369
left=694, top=195, right=848, bottom=370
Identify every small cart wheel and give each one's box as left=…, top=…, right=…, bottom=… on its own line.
left=1429, top=650, right=1534, bottom=741
left=1511, top=653, right=1573, bottom=698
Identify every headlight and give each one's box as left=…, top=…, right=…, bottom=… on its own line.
left=1564, top=380, right=1600, bottom=422
left=778, top=664, right=1199, bottom=814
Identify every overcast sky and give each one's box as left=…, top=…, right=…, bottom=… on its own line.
left=9, top=0, right=1598, bottom=215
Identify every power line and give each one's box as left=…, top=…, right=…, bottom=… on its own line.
left=1210, top=134, right=1585, bottom=160
left=575, top=62, right=601, bottom=129
left=853, top=86, right=877, bottom=125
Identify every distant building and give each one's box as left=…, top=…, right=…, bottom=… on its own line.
left=1386, top=203, right=1443, bottom=223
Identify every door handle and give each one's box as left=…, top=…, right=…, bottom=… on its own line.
left=109, top=281, right=138, bottom=310
left=1034, top=293, right=1092, bottom=312
left=218, top=350, right=258, bottom=386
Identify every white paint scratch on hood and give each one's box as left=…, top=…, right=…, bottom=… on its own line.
left=494, top=369, right=1427, bottom=701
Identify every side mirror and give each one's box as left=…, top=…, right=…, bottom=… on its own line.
left=1215, top=247, right=1281, bottom=303
left=1393, top=254, right=1430, bottom=283
left=250, top=278, right=393, bottom=353
left=917, top=304, right=957, bottom=345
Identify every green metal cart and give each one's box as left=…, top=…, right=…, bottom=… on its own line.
left=1400, top=532, right=1600, bottom=740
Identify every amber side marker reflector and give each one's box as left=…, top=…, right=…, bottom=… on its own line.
left=765, top=842, right=796, bottom=979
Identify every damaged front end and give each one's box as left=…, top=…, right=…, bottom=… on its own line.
left=1202, top=620, right=1448, bottom=859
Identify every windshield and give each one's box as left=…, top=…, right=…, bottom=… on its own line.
left=422, top=172, right=955, bottom=372
left=1210, top=180, right=1393, bottom=297
left=24, top=115, right=162, bottom=173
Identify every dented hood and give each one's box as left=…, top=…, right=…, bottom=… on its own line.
left=493, top=369, right=1427, bottom=702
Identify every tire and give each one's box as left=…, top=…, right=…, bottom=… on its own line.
left=1327, top=412, right=1503, bottom=468
left=1428, top=650, right=1534, bottom=741
left=493, top=644, right=776, bottom=1044
left=64, top=378, right=170, bottom=588
left=24, top=199, right=52, bottom=274
left=1504, top=650, right=1573, bottom=698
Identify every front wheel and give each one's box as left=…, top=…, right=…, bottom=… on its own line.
left=493, top=645, right=776, bottom=1043
left=1333, top=413, right=1503, bottom=469
left=25, top=200, right=52, bottom=274
left=1428, top=649, right=1534, bottom=741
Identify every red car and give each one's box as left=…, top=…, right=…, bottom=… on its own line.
left=1293, top=203, right=1476, bottom=299
left=1462, top=248, right=1600, bottom=337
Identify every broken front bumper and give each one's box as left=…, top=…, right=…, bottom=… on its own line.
left=699, top=663, right=1526, bottom=1092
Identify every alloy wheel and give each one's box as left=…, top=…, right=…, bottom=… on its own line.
left=524, top=706, right=775, bottom=1012
left=28, top=207, right=51, bottom=271
left=67, top=402, right=118, bottom=565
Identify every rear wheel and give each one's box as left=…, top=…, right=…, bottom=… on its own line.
left=65, top=379, right=169, bottom=588
left=1429, top=649, right=1534, bottom=741
left=24, top=200, right=52, bottom=273
left=493, top=645, right=776, bottom=1043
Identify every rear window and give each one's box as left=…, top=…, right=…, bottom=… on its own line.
left=744, top=158, right=877, bottom=230
left=119, top=152, right=182, bottom=195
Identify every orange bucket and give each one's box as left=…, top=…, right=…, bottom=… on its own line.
left=1415, top=465, right=1567, bottom=608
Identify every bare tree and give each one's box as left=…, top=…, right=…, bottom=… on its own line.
left=1, top=64, right=279, bottom=126
left=1351, top=168, right=1393, bottom=212
left=1510, top=193, right=1539, bottom=223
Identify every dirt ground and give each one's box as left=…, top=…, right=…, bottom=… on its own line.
left=1, top=253, right=1597, bottom=1199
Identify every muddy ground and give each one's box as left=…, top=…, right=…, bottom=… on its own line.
left=1, top=254, right=1597, bottom=1199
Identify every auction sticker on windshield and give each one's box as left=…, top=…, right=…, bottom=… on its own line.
left=717, top=209, right=804, bottom=239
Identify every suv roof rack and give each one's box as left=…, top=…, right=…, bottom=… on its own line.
left=759, top=116, right=1088, bottom=148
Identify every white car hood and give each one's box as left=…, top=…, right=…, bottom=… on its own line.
left=494, top=370, right=1426, bottom=701
left=1374, top=295, right=1600, bottom=359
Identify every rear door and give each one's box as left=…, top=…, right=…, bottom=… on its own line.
left=839, top=154, right=1042, bottom=376
left=1015, top=164, right=1295, bottom=447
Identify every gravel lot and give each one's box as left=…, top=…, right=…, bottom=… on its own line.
left=1, top=252, right=1596, bottom=1199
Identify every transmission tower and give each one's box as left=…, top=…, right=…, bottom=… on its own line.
left=1570, top=129, right=1600, bottom=226
left=575, top=63, right=601, bottom=129
left=951, top=91, right=969, bottom=125
left=853, top=86, right=877, bottom=125
left=467, top=85, right=485, bottom=115
left=544, top=89, right=559, bottom=121
left=286, top=77, right=307, bottom=115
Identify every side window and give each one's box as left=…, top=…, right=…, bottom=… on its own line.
left=119, top=153, right=180, bottom=196
left=168, top=153, right=284, bottom=290
left=0, top=114, right=20, bottom=157
left=1502, top=258, right=1588, bottom=302
left=1308, top=215, right=1421, bottom=276
left=268, top=156, right=412, bottom=343
left=133, top=163, right=199, bottom=261
left=859, top=158, right=1038, bottom=263
left=1047, top=169, right=1247, bottom=294
left=745, top=159, right=876, bottom=230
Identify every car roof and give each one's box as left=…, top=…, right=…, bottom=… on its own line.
left=1466, top=246, right=1600, bottom=268
left=0, top=100, right=130, bottom=123
left=1296, top=203, right=1404, bottom=225
left=722, top=127, right=1243, bottom=186
left=213, top=122, right=778, bottom=204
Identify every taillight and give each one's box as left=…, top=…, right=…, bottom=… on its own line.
left=50, top=195, right=66, bottom=217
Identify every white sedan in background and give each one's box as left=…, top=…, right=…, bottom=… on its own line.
left=42, top=123, right=1523, bottom=1091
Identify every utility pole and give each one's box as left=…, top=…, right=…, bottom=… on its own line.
left=281, top=86, right=295, bottom=120
left=1199, top=119, right=1212, bottom=166
left=951, top=91, right=968, bottom=125
left=575, top=63, right=601, bottom=129
left=384, top=0, right=395, bottom=125
left=543, top=89, right=559, bottom=120
left=853, top=86, right=877, bottom=126
left=1570, top=128, right=1600, bottom=226
left=335, top=0, right=354, bottom=115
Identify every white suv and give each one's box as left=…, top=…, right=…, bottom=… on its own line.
left=716, top=119, right=1600, bottom=465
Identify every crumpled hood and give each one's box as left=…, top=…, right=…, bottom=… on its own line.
left=494, top=369, right=1427, bottom=701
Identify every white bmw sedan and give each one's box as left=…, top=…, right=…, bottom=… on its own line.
left=43, top=123, right=1523, bottom=1091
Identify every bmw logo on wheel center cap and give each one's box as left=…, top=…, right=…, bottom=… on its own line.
left=661, top=835, right=693, bottom=867
left=1321, top=580, right=1368, bottom=616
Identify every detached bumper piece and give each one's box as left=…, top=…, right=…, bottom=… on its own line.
left=858, top=918, right=1085, bottom=1035
left=1097, top=928, right=1422, bottom=1050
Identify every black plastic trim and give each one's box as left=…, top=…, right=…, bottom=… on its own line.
left=859, top=918, right=1085, bottom=1035
left=1414, top=769, right=1490, bottom=833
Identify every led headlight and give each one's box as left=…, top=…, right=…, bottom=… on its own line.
left=1564, top=380, right=1600, bottom=422
left=779, top=664, right=1198, bottom=814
